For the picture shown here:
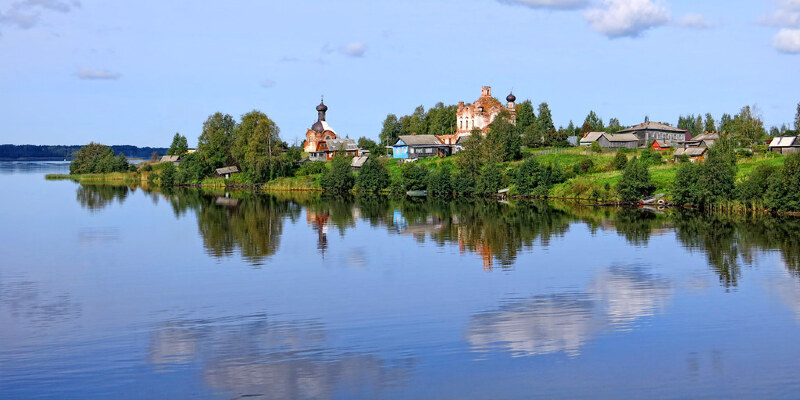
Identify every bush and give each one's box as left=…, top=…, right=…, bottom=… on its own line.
left=765, top=153, right=800, bottom=211
left=736, top=148, right=754, bottom=158
left=616, top=157, right=655, bottom=202
left=320, top=155, right=355, bottom=193
left=356, top=158, right=390, bottom=193
left=451, top=171, right=476, bottom=196
left=672, top=162, right=700, bottom=206
left=577, top=158, right=594, bottom=174
left=590, top=142, right=602, bottom=154
left=613, top=152, right=628, bottom=170
left=160, top=163, right=177, bottom=187
left=177, top=152, right=212, bottom=184
left=427, top=166, right=452, bottom=197
left=738, top=164, right=777, bottom=204
left=401, top=163, right=429, bottom=191
left=140, top=164, right=153, bottom=172
left=476, top=164, right=504, bottom=195
left=297, top=161, right=327, bottom=176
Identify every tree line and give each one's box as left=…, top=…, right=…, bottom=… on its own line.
left=0, top=144, right=167, bottom=160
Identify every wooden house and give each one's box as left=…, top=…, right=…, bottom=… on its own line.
left=768, top=136, right=800, bottom=154
left=579, top=132, right=604, bottom=146
left=160, top=155, right=181, bottom=165
left=618, top=121, right=690, bottom=147
left=309, top=138, right=359, bottom=161
left=598, top=133, right=639, bottom=149
left=651, top=140, right=674, bottom=151
left=673, top=147, right=707, bottom=162
left=392, top=135, right=451, bottom=159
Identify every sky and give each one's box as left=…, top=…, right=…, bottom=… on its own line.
left=1, top=0, right=799, bottom=147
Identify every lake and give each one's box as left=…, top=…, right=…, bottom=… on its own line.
left=3, top=161, right=800, bottom=399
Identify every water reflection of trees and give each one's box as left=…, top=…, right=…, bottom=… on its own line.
left=73, top=184, right=800, bottom=283
left=76, top=184, right=131, bottom=211
left=148, top=314, right=413, bottom=399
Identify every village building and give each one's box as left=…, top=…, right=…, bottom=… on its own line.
left=579, top=132, right=605, bottom=146
left=392, top=135, right=451, bottom=159
left=215, top=166, right=239, bottom=179
left=681, top=132, right=719, bottom=149
left=303, top=99, right=338, bottom=154
left=651, top=140, right=675, bottom=150
left=308, top=138, right=360, bottom=161
left=674, top=147, right=707, bottom=162
left=350, top=155, right=369, bottom=171
left=160, top=155, right=181, bottom=165
left=768, top=136, right=800, bottom=154
left=455, top=86, right=517, bottom=136
left=618, top=121, right=690, bottom=147
left=598, top=133, right=639, bottom=149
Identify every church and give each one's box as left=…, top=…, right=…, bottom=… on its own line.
left=303, top=98, right=338, bottom=154
left=456, top=86, right=516, bottom=136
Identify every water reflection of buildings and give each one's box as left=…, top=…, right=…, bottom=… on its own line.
left=147, top=315, right=413, bottom=399
left=307, top=210, right=330, bottom=257
left=467, top=265, right=672, bottom=357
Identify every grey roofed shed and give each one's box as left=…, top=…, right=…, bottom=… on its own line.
left=350, top=156, right=369, bottom=169
left=769, top=136, right=798, bottom=147
left=603, top=133, right=638, bottom=142
left=160, top=155, right=180, bottom=163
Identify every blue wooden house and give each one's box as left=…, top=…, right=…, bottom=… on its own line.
left=392, top=135, right=451, bottom=159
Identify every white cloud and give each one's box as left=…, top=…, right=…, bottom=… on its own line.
left=497, top=0, right=589, bottom=10
left=259, top=79, right=276, bottom=88
left=0, top=0, right=79, bottom=30
left=774, top=28, right=800, bottom=53
left=342, top=42, right=366, bottom=57
left=583, top=0, right=670, bottom=38
left=762, top=1, right=800, bottom=53
left=75, top=67, right=121, bottom=80
left=677, top=13, right=713, bottom=29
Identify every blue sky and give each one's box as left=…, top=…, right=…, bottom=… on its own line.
left=1, top=0, right=799, bottom=147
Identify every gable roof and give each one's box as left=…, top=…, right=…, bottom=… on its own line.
left=769, top=136, right=798, bottom=147
left=215, top=166, right=239, bottom=174
left=395, top=135, right=445, bottom=146
left=690, top=133, right=720, bottom=141
left=580, top=132, right=604, bottom=143
left=602, top=133, right=638, bottom=142
left=351, top=156, right=369, bottom=168
left=674, top=147, right=707, bottom=157
left=619, top=121, right=688, bottom=134
left=325, top=138, right=358, bottom=151
left=160, top=155, right=180, bottom=162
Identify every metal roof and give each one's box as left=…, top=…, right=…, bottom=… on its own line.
left=603, top=133, right=638, bottom=142
left=674, top=147, right=707, bottom=157
left=351, top=156, right=369, bottom=168
left=769, top=136, right=798, bottom=147
left=325, top=138, right=358, bottom=151
left=619, top=121, right=688, bottom=134
left=215, top=166, right=239, bottom=174
left=160, top=155, right=180, bottom=162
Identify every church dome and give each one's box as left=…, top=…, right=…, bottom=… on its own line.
left=316, top=101, right=328, bottom=112
left=506, top=92, right=516, bottom=103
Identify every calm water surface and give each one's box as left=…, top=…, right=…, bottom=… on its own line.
left=3, top=161, right=800, bottom=399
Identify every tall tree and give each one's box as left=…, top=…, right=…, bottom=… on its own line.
left=719, top=113, right=733, bottom=134
left=694, top=115, right=704, bottom=136
left=487, top=110, right=521, bottom=161
left=704, top=113, right=716, bottom=133
left=425, top=103, right=457, bottom=136
left=167, top=133, right=188, bottom=156
left=515, top=100, right=536, bottom=131
left=231, top=110, right=285, bottom=182
left=606, top=118, right=621, bottom=133
left=197, top=112, right=236, bottom=169
left=729, top=106, right=766, bottom=146
left=795, top=102, right=800, bottom=131
left=583, top=110, right=604, bottom=132
left=379, top=114, right=401, bottom=147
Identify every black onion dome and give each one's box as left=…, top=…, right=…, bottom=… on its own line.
left=506, top=92, right=516, bottom=103
left=316, top=101, right=328, bottom=112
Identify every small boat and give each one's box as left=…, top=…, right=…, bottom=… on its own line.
left=406, top=190, right=428, bottom=197
left=639, top=193, right=665, bottom=205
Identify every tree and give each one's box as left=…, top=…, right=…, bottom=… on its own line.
left=357, top=137, right=381, bottom=156
left=515, top=158, right=558, bottom=197
left=704, top=113, right=716, bottom=133
left=515, top=100, right=536, bottom=131
left=697, top=137, right=737, bottom=204
left=766, top=153, right=800, bottom=211
left=231, top=110, right=285, bottom=182
left=380, top=114, right=402, bottom=147
left=583, top=110, right=604, bottom=132
left=796, top=102, right=800, bottom=131
left=167, top=133, right=188, bottom=156
left=728, top=105, right=766, bottom=147
left=613, top=152, right=628, bottom=170
left=160, top=162, right=177, bottom=187
left=400, top=163, right=428, bottom=191
left=456, top=131, right=486, bottom=175
left=427, top=166, right=452, bottom=196
left=70, top=142, right=128, bottom=174
left=476, top=164, right=503, bottom=195
left=425, top=103, right=457, bottom=136
left=197, top=112, right=236, bottom=169
left=320, top=154, right=355, bottom=193
left=355, top=158, right=390, bottom=193
left=150, top=151, right=160, bottom=161
left=616, top=157, right=655, bottom=202
left=536, top=102, right=555, bottom=134
left=672, top=162, right=701, bottom=206
left=606, top=118, right=621, bottom=133
left=487, top=110, right=521, bottom=161
left=719, top=113, right=733, bottom=134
